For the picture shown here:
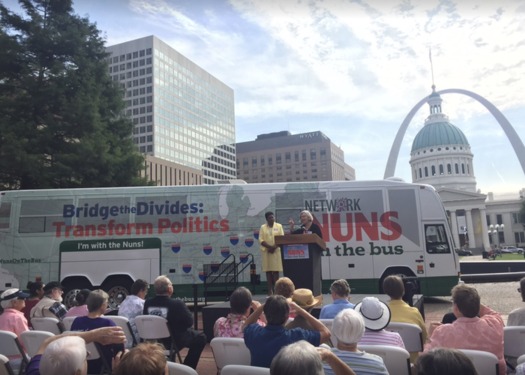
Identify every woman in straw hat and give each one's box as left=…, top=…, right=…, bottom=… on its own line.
left=286, top=288, right=322, bottom=330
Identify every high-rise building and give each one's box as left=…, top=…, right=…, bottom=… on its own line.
left=106, top=35, right=236, bottom=185
left=236, top=131, right=355, bottom=183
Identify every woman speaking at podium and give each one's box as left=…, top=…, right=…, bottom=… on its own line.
left=288, top=210, right=323, bottom=238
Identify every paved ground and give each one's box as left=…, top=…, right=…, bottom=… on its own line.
left=186, top=280, right=524, bottom=374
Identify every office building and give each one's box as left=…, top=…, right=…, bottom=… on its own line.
left=106, top=35, right=236, bottom=185
left=236, top=131, right=355, bottom=183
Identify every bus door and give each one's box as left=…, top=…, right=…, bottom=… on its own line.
left=422, top=222, right=457, bottom=277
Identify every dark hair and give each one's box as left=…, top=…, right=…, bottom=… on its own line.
left=265, top=211, right=274, bottom=220
left=75, top=289, right=91, bottom=306
left=229, top=287, right=253, bottom=314
left=26, top=281, right=45, bottom=298
left=264, top=295, right=289, bottom=326
left=451, top=284, right=480, bottom=318
left=382, top=275, right=405, bottom=300
left=416, top=348, right=478, bottom=375
left=131, top=279, right=149, bottom=295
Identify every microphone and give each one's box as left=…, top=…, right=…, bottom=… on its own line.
left=300, top=224, right=306, bottom=232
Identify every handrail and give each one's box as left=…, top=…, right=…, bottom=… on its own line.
left=203, top=254, right=237, bottom=304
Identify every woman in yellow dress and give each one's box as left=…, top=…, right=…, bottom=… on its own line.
left=259, top=211, right=284, bottom=295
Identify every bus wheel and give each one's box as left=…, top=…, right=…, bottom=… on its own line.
left=63, top=282, right=91, bottom=309
left=102, top=277, right=132, bottom=310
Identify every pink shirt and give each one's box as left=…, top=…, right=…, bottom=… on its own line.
left=424, top=305, right=504, bottom=375
left=0, top=308, right=29, bottom=337
left=214, top=313, right=265, bottom=338
left=359, top=329, right=405, bottom=348
left=65, top=305, right=89, bottom=318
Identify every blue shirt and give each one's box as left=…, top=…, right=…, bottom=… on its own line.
left=244, top=323, right=320, bottom=368
left=319, top=299, right=355, bottom=319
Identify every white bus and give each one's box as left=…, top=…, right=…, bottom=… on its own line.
left=0, top=180, right=459, bottom=306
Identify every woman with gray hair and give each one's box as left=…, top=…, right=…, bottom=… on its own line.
left=271, top=340, right=356, bottom=375
left=289, top=210, right=323, bottom=238
left=323, top=309, right=388, bottom=375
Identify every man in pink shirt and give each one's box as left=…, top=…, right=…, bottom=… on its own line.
left=0, top=288, right=30, bottom=337
left=425, top=284, right=505, bottom=375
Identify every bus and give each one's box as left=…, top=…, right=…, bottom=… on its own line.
left=0, top=180, right=460, bottom=306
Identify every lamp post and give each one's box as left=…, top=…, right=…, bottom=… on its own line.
left=489, top=224, right=505, bottom=249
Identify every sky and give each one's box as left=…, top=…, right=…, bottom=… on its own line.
left=6, top=0, right=525, bottom=197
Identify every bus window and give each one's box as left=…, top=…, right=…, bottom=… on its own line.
left=0, top=202, right=11, bottom=230
left=19, top=199, right=73, bottom=233
left=425, top=224, right=451, bottom=254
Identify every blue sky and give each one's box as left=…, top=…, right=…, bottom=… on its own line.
left=6, top=0, right=525, bottom=197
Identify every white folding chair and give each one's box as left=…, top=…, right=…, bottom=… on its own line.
left=210, top=337, right=251, bottom=374
left=0, top=331, right=29, bottom=375
left=459, top=349, right=499, bottom=375
left=518, top=354, right=525, bottom=366
left=62, top=316, right=77, bottom=331
left=358, top=344, right=411, bottom=375
left=386, top=322, right=423, bottom=352
left=19, top=330, right=54, bottom=357
left=85, top=341, right=112, bottom=375
left=166, top=361, right=198, bottom=375
left=105, top=315, right=137, bottom=348
left=320, top=319, right=338, bottom=347
left=134, top=315, right=182, bottom=362
left=0, top=354, right=15, bottom=375
left=504, top=326, right=525, bottom=358
left=31, top=317, right=63, bottom=334
left=220, top=365, right=270, bottom=375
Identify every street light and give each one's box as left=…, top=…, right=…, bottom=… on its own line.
left=489, top=224, right=505, bottom=248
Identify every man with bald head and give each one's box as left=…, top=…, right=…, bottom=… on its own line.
left=143, top=275, right=206, bottom=369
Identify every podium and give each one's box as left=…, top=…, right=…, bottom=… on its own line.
left=275, top=234, right=326, bottom=295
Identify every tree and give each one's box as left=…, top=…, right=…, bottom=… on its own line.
left=0, top=0, right=147, bottom=189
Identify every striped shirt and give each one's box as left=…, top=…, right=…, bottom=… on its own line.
left=323, top=349, right=389, bottom=375
left=358, top=329, right=405, bottom=348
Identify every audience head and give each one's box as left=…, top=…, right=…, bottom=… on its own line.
left=75, top=289, right=91, bottom=306
left=0, top=288, right=29, bottom=310
left=86, top=289, right=108, bottom=313
left=131, top=279, right=149, bottom=297
left=291, top=288, right=322, bottom=312
left=354, top=296, right=391, bottom=331
left=416, top=348, right=478, bottom=375
left=153, top=275, right=173, bottom=296
left=330, top=279, right=351, bottom=298
left=274, top=277, right=295, bottom=298
left=382, top=275, right=405, bottom=300
left=518, top=277, right=525, bottom=302
left=451, top=284, right=480, bottom=318
left=113, top=342, right=167, bottom=375
left=39, top=335, right=88, bottom=375
left=332, top=308, right=365, bottom=345
left=43, top=281, right=64, bottom=302
left=270, top=340, right=323, bottom=375
left=264, top=295, right=290, bottom=326
left=27, top=280, right=45, bottom=299
left=229, top=286, right=253, bottom=315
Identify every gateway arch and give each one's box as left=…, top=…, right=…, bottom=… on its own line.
left=384, top=88, right=525, bottom=179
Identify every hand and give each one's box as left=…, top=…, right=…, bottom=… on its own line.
left=429, top=321, right=441, bottom=336
left=316, top=346, right=333, bottom=362
left=251, top=300, right=262, bottom=310
left=92, top=326, right=127, bottom=345
left=288, top=218, right=295, bottom=226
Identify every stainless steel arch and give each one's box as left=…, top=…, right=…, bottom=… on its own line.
left=384, top=88, right=525, bottom=178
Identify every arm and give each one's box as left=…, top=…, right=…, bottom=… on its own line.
left=479, top=303, right=504, bottom=327
left=291, top=302, right=330, bottom=343
left=242, top=303, right=265, bottom=331
left=317, top=347, right=356, bottom=375
left=35, top=326, right=126, bottom=355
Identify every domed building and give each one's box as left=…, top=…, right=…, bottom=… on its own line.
left=409, top=86, right=492, bottom=252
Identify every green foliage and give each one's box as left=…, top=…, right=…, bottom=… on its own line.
left=0, top=0, right=148, bottom=189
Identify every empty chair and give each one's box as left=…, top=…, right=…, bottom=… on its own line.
left=134, top=315, right=182, bottom=362
left=459, top=349, right=499, bottom=375
left=358, top=344, right=411, bottom=375
left=504, top=326, right=525, bottom=358
left=0, top=331, right=29, bottom=375
left=0, top=354, right=15, bottom=375
left=210, top=337, right=251, bottom=374
left=166, top=361, right=198, bottom=375
left=320, top=319, right=338, bottom=347
left=386, top=322, right=423, bottom=352
left=62, top=316, right=77, bottom=331
left=220, top=365, right=270, bottom=375
left=105, top=315, right=137, bottom=348
left=19, top=330, right=54, bottom=357
left=31, top=317, right=63, bottom=334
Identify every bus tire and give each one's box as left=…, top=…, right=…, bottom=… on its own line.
left=62, top=278, right=92, bottom=308
left=102, top=276, right=133, bottom=310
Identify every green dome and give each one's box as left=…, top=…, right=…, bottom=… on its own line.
left=411, top=121, right=469, bottom=152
